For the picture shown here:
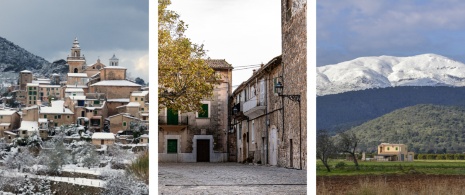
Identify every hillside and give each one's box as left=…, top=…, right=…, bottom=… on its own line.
left=317, top=86, right=465, bottom=133
left=317, top=54, right=465, bottom=96
left=346, top=104, right=465, bottom=154
left=0, top=36, right=68, bottom=89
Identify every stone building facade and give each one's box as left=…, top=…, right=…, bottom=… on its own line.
left=280, top=0, right=307, bottom=169
left=231, top=56, right=284, bottom=166
left=158, top=59, right=233, bottom=163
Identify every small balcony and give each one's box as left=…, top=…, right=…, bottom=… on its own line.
left=158, top=115, right=189, bottom=126
left=243, top=96, right=266, bottom=119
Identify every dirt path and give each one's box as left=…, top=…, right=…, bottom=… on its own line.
left=317, top=175, right=465, bottom=194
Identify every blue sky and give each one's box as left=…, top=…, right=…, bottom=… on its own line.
left=317, top=0, right=465, bottom=66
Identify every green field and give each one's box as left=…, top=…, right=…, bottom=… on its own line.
left=317, top=159, right=465, bottom=176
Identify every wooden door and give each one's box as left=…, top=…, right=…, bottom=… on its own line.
left=197, top=139, right=210, bottom=162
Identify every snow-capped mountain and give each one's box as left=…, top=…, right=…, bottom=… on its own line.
left=0, top=36, right=68, bottom=83
left=317, top=54, right=465, bottom=96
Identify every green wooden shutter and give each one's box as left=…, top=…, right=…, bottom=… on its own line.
left=198, top=104, right=208, bottom=118
left=167, top=108, right=179, bottom=125
left=167, top=139, right=177, bottom=153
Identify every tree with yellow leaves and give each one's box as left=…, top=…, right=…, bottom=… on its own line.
left=158, top=0, right=218, bottom=113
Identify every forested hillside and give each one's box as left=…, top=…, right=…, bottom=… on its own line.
left=317, top=86, right=465, bottom=133
left=347, top=104, right=465, bottom=153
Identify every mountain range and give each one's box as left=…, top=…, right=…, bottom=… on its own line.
left=0, top=36, right=68, bottom=80
left=317, top=54, right=465, bottom=96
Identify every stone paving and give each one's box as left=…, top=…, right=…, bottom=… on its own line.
left=158, top=162, right=307, bottom=194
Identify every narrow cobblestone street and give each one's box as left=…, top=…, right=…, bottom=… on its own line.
left=158, top=162, right=307, bottom=194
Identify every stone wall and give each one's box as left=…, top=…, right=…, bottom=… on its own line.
left=281, top=0, right=307, bottom=170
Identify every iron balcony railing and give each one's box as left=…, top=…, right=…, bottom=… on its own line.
left=158, top=115, right=189, bottom=125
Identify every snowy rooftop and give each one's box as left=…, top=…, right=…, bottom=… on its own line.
left=91, top=80, right=141, bottom=87
left=38, top=118, right=48, bottom=123
left=131, top=91, right=149, bottom=97
left=19, top=121, right=38, bottom=131
left=0, top=123, right=10, bottom=126
left=107, top=98, right=130, bottom=102
left=67, top=73, right=89, bottom=77
left=126, top=102, right=141, bottom=107
left=104, top=66, right=126, bottom=69
left=65, top=88, right=84, bottom=92
left=140, top=134, right=149, bottom=138
left=26, top=83, right=39, bottom=86
left=39, top=100, right=74, bottom=114
left=39, top=85, right=61, bottom=88
left=66, top=85, right=88, bottom=88
left=0, top=109, right=17, bottom=115
left=108, top=113, right=139, bottom=120
left=32, top=80, right=50, bottom=84
left=20, top=70, right=32, bottom=73
left=92, top=132, right=115, bottom=140
left=69, top=95, right=86, bottom=100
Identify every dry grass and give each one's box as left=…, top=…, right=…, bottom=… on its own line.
left=127, top=150, right=149, bottom=184
left=317, top=176, right=465, bottom=195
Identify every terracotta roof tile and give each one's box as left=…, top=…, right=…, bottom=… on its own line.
left=205, top=59, right=233, bottom=70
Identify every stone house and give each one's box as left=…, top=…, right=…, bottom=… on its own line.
left=18, top=121, right=39, bottom=139
left=280, top=0, right=307, bottom=170
left=108, top=113, right=141, bottom=134
left=375, top=143, right=414, bottom=162
left=89, top=80, right=141, bottom=99
left=231, top=55, right=283, bottom=165
left=39, top=100, right=74, bottom=128
left=0, top=109, right=20, bottom=138
left=158, top=59, right=233, bottom=163
left=39, top=85, right=63, bottom=104
left=91, top=132, right=115, bottom=145
left=26, top=83, right=39, bottom=107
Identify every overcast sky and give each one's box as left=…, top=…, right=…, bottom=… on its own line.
left=317, top=0, right=465, bottom=67
left=0, top=0, right=148, bottom=81
left=169, top=0, right=281, bottom=88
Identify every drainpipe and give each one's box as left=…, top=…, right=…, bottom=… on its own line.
left=265, top=74, right=269, bottom=165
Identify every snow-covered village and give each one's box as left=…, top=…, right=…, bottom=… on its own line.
left=0, top=38, right=149, bottom=194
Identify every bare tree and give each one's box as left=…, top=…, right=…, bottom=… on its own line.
left=316, top=130, right=337, bottom=172
left=337, top=131, right=360, bottom=170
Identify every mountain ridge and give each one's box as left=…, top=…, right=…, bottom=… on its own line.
left=317, top=54, right=465, bottom=96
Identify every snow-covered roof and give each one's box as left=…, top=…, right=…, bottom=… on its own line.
left=66, top=85, right=88, bottom=88
left=140, top=134, right=149, bottom=138
left=131, top=91, right=149, bottom=97
left=107, top=98, right=130, bottom=102
left=52, top=73, right=60, bottom=76
left=91, top=80, right=140, bottom=87
left=39, top=100, right=74, bottom=114
left=141, top=113, right=149, bottom=116
left=104, top=66, right=126, bottom=69
left=4, top=130, right=16, bottom=135
left=18, top=121, right=38, bottom=131
left=0, top=123, right=11, bottom=126
left=126, top=102, right=140, bottom=107
left=39, top=85, right=61, bottom=88
left=65, top=88, right=84, bottom=92
left=108, top=113, right=139, bottom=120
left=32, top=80, right=50, bottom=84
left=38, top=118, right=48, bottom=123
left=68, top=95, right=86, bottom=100
left=0, top=110, right=17, bottom=115
left=67, top=73, right=88, bottom=77
left=92, top=132, right=115, bottom=140
left=20, top=70, right=32, bottom=73
left=26, top=83, right=39, bottom=86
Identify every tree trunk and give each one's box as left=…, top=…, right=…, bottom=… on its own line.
left=351, top=153, right=359, bottom=170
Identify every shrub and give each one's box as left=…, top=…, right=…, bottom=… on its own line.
left=334, top=161, right=347, bottom=169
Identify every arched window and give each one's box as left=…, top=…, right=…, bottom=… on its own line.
left=74, top=68, right=78, bottom=73
left=74, top=51, right=77, bottom=57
